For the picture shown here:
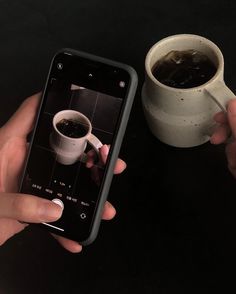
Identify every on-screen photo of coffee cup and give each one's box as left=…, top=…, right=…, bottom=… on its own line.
left=142, top=34, right=235, bottom=148
left=49, top=110, right=102, bottom=165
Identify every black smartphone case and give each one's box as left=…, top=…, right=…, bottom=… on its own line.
left=20, top=48, right=138, bottom=246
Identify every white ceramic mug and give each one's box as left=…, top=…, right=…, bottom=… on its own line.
left=142, top=34, right=235, bottom=147
left=50, top=110, right=102, bottom=165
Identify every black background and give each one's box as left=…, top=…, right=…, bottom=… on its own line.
left=1, top=0, right=236, bottom=293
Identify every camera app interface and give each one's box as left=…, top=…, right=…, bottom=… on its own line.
left=21, top=52, right=129, bottom=241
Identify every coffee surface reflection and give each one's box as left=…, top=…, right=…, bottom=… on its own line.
left=152, top=50, right=217, bottom=89
left=56, top=118, right=89, bottom=138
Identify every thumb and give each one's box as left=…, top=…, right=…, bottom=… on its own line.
left=0, top=193, right=62, bottom=223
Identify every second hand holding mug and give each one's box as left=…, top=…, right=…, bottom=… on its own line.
left=50, top=110, right=102, bottom=165
left=142, top=34, right=235, bottom=148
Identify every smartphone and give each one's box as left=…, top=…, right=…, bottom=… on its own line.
left=19, top=49, right=138, bottom=245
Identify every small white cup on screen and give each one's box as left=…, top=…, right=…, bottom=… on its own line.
left=50, top=110, right=102, bottom=165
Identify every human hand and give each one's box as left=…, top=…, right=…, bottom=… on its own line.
left=0, top=93, right=126, bottom=252
left=210, top=99, right=236, bottom=178
left=86, top=144, right=125, bottom=185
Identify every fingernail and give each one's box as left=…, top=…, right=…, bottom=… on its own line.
left=103, top=201, right=116, bottom=219
left=103, top=144, right=109, bottom=156
left=228, top=99, right=236, bottom=115
left=106, top=201, right=116, bottom=214
left=40, top=202, right=63, bottom=222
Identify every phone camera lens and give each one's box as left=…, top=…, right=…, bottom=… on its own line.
left=88, top=73, right=93, bottom=78
left=57, top=63, right=63, bottom=70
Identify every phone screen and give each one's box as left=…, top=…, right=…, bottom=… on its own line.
left=20, top=51, right=132, bottom=242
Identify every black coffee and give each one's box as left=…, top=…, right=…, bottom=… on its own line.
left=56, top=118, right=88, bottom=138
left=152, top=50, right=217, bottom=89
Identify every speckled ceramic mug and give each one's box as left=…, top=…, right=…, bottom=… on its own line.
left=50, top=110, right=102, bottom=165
left=142, top=34, right=235, bottom=147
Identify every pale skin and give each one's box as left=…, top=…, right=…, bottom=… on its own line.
left=211, top=99, right=236, bottom=178
left=0, top=93, right=126, bottom=253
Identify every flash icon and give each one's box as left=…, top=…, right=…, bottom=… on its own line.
left=57, top=63, right=63, bottom=70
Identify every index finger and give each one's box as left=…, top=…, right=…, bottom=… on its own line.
left=227, top=99, right=236, bottom=137
left=2, top=93, right=41, bottom=139
left=99, top=145, right=126, bottom=174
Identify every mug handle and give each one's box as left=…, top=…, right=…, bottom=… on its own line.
left=80, top=134, right=103, bottom=163
left=205, top=80, right=235, bottom=112
left=204, top=81, right=235, bottom=137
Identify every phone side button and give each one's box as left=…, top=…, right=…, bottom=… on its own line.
left=52, top=198, right=64, bottom=210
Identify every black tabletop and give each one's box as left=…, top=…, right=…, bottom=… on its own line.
left=1, top=0, right=236, bottom=293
